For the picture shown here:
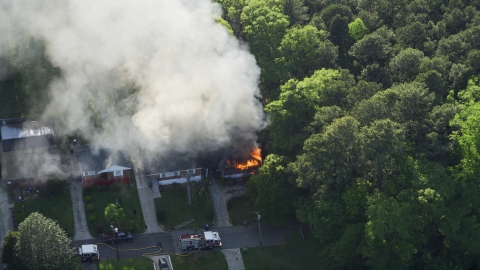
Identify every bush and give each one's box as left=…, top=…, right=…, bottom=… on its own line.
left=46, top=179, right=68, bottom=196
left=88, top=215, right=96, bottom=223
left=14, top=203, right=23, bottom=213
left=156, top=210, right=167, bottom=223
left=16, top=213, right=26, bottom=225
left=84, top=196, right=92, bottom=202
left=86, top=204, right=95, bottom=212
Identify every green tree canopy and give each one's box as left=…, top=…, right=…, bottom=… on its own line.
left=247, top=154, right=297, bottom=225
left=277, top=25, right=337, bottom=80
left=15, top=212, right=74, bottom=270
left=104, top=203, right=126, bottom=223
left=348, top=17, right=369, bottom=41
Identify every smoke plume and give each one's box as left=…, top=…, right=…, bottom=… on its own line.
left=1, top=0, right=265, bottom=163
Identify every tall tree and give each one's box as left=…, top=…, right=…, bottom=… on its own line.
left=247, top=154, right=297, bottom=225
left=277, top=25, right=337, bottom=80
left=266, top=69, right=353, bottom=157
left=15, top=213, right=74, bottom=270
left=104, top=203, right=126, bottom=224
left=241, top=0, right=289, bottom=100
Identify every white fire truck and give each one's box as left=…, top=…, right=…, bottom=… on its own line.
left=179, top=231, right=222, bottom=250
left=75, top=244, right=100, bottom=263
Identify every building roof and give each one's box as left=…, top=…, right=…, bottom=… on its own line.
left=76, top=145, right=131, bottom=173
left=1, top=122, right=54, bottom=140
left=81, top=245, right=97, bottom=254
left=1, top=147, right=61, bottom=181
left=143, top=150, right=203, bottom=175
left=98, top=165, right=131, bottom=173
left=1, top=134, right=56, bottom=152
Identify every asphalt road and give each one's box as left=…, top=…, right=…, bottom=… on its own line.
left=72, top=225, right=287, bottom=260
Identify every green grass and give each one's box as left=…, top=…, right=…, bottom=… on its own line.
left=98, top=257, right=154, bottom=270
left=83, top=184, right=145, bottom=236
left=154, top=184, right=214, bottom=230
left=227, top=196, right=253, bottom=226
left=17, top=192, right=74, bottom=238
left=242, top=233, right=322, bottom=270
left=170, top=251, right=228, bottom=270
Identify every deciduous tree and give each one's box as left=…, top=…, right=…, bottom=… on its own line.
left=15, top=213, right=74, bottom=270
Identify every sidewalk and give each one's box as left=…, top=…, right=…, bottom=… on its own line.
left=129, top=149, right=163, bottom=233
left=222, top=248, right=245, bottom=270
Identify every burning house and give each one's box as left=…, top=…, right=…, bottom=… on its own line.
left=220, top=148, right=262, bottom=179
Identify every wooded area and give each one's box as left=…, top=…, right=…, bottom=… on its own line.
left=217, top=0, right=480, bottom=268
left=3, top=0, right=480, bottom=268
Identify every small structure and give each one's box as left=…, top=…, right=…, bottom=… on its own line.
left=75, top=145, right=131, bottom=189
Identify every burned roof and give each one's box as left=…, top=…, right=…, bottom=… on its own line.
left=1, top=147, right=62, bottom=181
left=143, top=150, right=202, bottom=176
left=75, top=145, right=131, bottom=173
left=2, top=135, right=56, bottom=152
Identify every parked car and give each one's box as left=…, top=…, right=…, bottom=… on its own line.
left=160, top=258, right=169, bottom=269
left=103, top=231, right=133, bottom=243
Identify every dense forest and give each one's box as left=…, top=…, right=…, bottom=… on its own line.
left=3, top=0, right=480, bottom=268
left=215, top=0, right=480, bottom=269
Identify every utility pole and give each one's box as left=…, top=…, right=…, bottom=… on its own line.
left=255, top=211, right=263, bottom=247
left=114, top=227, right=120, bottom=260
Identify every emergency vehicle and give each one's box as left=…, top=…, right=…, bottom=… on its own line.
left=75, top=244, right=100, bottom=263
left=179, top=231, right=222, bottom=250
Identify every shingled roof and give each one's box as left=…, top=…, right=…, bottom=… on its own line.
left=75, top=145, right=131, bottom=173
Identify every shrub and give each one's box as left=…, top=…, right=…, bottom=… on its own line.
left=16, top=213, right=26, bottom=225
left=88, top=215, right=96, bottom=223
left=46, top=178, right=68, bottom=196
left=86, top=204, right=95, bottom=212
left=156, top=210, right=167, bottom=223
left=84, top=196, right=92, bottom=202
left=14, top=203, right=23, bottom=213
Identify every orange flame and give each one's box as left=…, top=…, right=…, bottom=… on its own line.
left=227, top=148, right=262, bottom=170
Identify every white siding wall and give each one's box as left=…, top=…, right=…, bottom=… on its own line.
left=157, top=175, right=202, bottom=186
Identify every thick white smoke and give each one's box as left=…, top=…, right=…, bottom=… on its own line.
left=2, top=0, right=265, bottom=158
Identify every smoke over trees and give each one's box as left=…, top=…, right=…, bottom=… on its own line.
left=0, top=0, right=265, bottom=160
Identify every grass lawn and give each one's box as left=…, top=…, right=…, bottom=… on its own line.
left=83, top=184, right=145, bottom=236
left=15, top=192, right=74, bottom=238
left=242, top=233, right=322, bottom=270
left=227, top=196, right=254, bottom=226
left=154, top=184, right=214, bottom=230
left=170, top=251, right=228, bottom=270
left=98, top=257, right=154, bottom=270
